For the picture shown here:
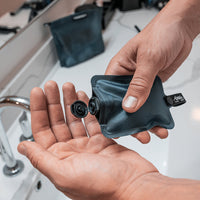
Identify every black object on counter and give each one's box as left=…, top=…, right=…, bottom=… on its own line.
left=143, top=0, right=169, bottom=10
left=10, top=0, right=54, bottom=23
left=0, top=26, right=20, bottom=34
left=70, top=75, right=186, bottom=138
left=134, top=25, right=141, bottom=33
left=75, top=1, right=116, bottom=30
left=102, top=1, right=116, bottom=29
left=154, top=0, right=169, bottom=10
left=75, top=3, right=97, bottom=12
left=114, top=0, right=169, bottom=11
left=28, top=9, right=38, bottom=22
left=116, top=0, right=141, bottom=11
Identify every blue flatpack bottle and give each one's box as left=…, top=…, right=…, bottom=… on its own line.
left=71, top=75, right=186, bottom=138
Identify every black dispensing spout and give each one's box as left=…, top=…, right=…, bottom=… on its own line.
left=71, top=97, right=100, bottom=118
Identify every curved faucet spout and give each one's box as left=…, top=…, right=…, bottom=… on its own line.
left=0, top=96, right=31, bottom=176
left=0, top=96, right=30, bottom=111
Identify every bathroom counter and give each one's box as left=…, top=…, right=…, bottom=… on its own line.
left=1, top=7, right=200, bottom=200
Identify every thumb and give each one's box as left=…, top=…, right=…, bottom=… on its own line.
left=122, top=65, right=157, bottom=113
left=18, top=141, right=58, bottom=178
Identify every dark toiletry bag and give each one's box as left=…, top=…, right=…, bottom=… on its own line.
left=47, top=5, right=104, bottom=67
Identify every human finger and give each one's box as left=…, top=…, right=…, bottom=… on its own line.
left=44, top=81, right=72, bottom=142
left=131, top=131, right=151, bottom=144
left=122, top=64, right=157, bottom=113
left=149, top=126, right=168, bottom=139
left=62, top=83, right=87, bottom=138
left=18, top=141, right=59, bottom=179
left=30, top=87, right=57, bottom=148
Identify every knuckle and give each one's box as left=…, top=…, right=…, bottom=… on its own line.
left=138, top=47, right=165, bottom=67
left=28, top=152, right=42, bottom=169
left=108, top=57, right=118, bottom=68
left=29, top=154, right=39, bottom=169
left=109, top=56, right=117, bottom=64
left=130, top=76, right=150, bottom=94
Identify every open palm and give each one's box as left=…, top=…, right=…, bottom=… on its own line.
left=18, top=81, right=158, bottom=200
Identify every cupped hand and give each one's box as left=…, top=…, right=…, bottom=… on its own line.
left=105, top=3, right=194, bottom=143
left=18, top=81, right=158, bottom=200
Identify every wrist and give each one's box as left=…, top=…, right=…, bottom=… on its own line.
left=113, top=172, right=162, bottom=200
left=115, top=172, right=200, bottom=200
left=168, top=0, right=200, bottom=40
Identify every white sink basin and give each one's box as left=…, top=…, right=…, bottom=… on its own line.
left=0, top=117, right=69, bottom=200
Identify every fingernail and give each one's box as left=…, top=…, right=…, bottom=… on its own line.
left=123, top=96, right=137, bottom=108
left=18, top=144, right=27, bottom=156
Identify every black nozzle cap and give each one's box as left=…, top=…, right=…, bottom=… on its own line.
left=71, top=100, right=88, bottom=118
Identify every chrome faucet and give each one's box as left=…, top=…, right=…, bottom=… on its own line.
left=0, top=96, right=33, bottom=176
